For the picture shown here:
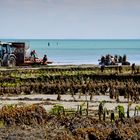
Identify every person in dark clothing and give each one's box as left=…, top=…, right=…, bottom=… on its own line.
left=131, top=63, right=135, bottom=74
left=101, top=64, right=105, bottom=72
left=42, top=54, right=47, bottom=65
left=30, top=50, right=37, bottom=62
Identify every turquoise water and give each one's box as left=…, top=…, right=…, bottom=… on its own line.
left=1, top=39, right=140, bottom=65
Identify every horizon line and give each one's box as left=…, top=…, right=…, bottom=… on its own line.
left=1, top=38, right=140, bottom=40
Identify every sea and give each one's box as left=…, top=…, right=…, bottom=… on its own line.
left=0, top=39, right=140, bottom=65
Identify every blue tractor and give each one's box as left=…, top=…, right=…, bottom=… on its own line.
left=0, top=41, right=25, bottom=67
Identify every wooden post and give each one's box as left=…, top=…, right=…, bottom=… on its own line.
left=86, top=101, right=89, bottom=116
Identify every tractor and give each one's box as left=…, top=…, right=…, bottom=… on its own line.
left=0, top=41, right=48, bottom=67
left=0, top=41, right=52, bottom=67
left=0, top=42, right=26, bottom=67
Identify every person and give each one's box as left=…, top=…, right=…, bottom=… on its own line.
left=42, top=54, right=47, bottom=65
left=101, top=64, right=105, bottom=72
left=30, top=50, right=37, bottom=61
left=30, top=50, right=33, bottom=57
left=131, top=63, right=135, bottom=74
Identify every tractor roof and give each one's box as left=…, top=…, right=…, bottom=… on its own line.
left=0, top=41, right=25, bottom=48
left=0, top=42, right=12, bottom=46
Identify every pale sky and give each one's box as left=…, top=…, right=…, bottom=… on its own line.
left=0, top=0, right=140, bottom=39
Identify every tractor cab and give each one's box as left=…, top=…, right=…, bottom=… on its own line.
left=0, top=42, right=25, bottom=67
left=0, top=43, right=12, bottom=58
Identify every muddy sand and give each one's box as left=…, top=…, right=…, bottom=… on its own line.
left=0, top=94, right=139, bottom=116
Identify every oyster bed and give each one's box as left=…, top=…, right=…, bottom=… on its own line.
left=0, top=105, right=139, bottom=140
left=0, top=65, right=139, bottom=139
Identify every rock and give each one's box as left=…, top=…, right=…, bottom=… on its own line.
left=107, top=129, right=122, bottom=140
left=88, top=133, right=99, bottom=140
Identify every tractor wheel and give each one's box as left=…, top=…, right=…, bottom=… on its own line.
left=8, top=57, right=16, bottom=67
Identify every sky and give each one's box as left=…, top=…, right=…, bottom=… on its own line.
left=0, top=0, right=140, bottom=39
